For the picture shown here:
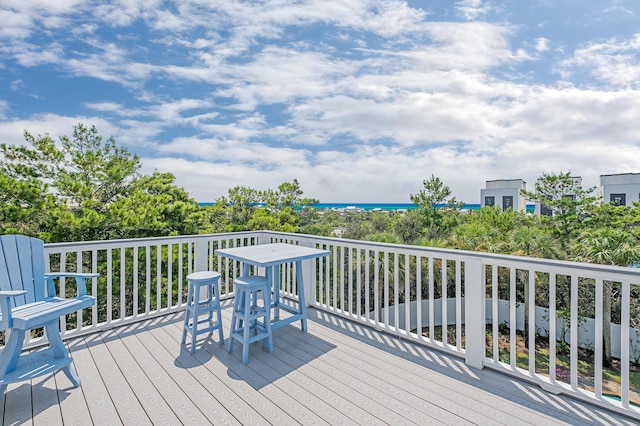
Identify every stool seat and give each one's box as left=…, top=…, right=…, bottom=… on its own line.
left=228, top=275, right=273, bottom=364
left=181, top=271, right=224, bottom=354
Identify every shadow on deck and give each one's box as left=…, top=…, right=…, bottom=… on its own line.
left=0, top=303, right=637, bottom=425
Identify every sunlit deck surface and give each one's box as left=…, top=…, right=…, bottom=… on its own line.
left=2, top=303, right=636, bottom=425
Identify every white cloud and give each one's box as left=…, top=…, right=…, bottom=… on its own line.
left=455, top=0, right=491, bottom=21
left=409, top=22, right=519, bottom=70
left=10, top=80, right=25, bottom=91
left=560, top=34, right=640, bottom=89
left=0, top=9, right=33, bottom=39
left=0, top=114, right=118, bottom=148
left=2, top=1, right=640, bottom=203
left=535, top=37, right=549, bottom=52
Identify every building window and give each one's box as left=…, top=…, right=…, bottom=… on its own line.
left=485, top=196, right=495, bottom=207
left=502, top=196, right=513, bottom=211
left=540, top=204, right=552, bottom=216
left=610, top=193, right=626, bottom=206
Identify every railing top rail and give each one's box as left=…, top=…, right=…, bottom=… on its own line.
left=259, top=231, right=640, bottom=278
left=42, top=231, right=259, bottom=251
left=42, top=230, right=640, bottom=279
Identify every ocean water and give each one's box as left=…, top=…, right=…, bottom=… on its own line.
left=311, top=203, right=536, bottom=213
left=310, top=202, right=417, bottom=211
left=200, top=202, right=535, bottom=212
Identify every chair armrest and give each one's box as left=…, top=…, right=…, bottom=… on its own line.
left=0, top=290, right=28, bottom=297
left=0, top=290, right=27, bottom=329
left=44, top=272, right=100, bottom=298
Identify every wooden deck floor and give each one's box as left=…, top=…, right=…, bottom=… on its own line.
left=1, top=302, right=637, bottom=425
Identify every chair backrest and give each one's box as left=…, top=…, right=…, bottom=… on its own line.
left=0, top=235, right=47, bottom=307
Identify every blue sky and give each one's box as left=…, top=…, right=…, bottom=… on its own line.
left=1, top=0, right=639, bottom=203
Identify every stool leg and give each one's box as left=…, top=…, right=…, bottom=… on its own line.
left=206, top=284, right=214, bottom=330
left=237, top=288, right=246, bottom=331
left=214, top=280, right=224, bottom=344
left=181, top=282, right=194, bottom=346
left=242, top=290, right=251, bottom=364
left=191, top=283, right=200, bottom=354
left=228, top=292, right=241, bottom=353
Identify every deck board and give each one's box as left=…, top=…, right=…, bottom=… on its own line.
left=298, top=314, right=563, bottom=425
left=4, top=381, right=32, bottom=425
left=83, top=332, right=152, bottom=425
left=0, top=306, right=638, bottom=425
left=140, top=319, right=268, bottom=425
left=54, top=353, right=94, bottom=426
left=132, top=321, right=241, bottom=425
left=158, top=315, right=330, bottom=426
left=32, top=373, right=63, bottom=426
left=100, top=328, right=181, bottom=425
left=304, top=309, right=635, bottom=425
left=65, top=336, right=122, bottom=425
left=274, top=323, right=488, bottom=425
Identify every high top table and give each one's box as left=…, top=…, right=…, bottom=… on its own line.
left=215, top=243, right=330, bottom=332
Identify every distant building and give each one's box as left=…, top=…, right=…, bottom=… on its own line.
left=480, top=179, right=527, bottom=212
left=598, top=173, right=640, bottom=206
left=534, top=176, right=582, bottom=216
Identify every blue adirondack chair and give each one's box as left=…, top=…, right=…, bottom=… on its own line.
left=0, top=235, right=98, bottom=393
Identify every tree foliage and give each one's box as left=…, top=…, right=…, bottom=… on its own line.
left=521, top=171, right=596, bottom=249
left=410, top=174, right=463, bottom=239
left=1, top=124, right=202, bottom=241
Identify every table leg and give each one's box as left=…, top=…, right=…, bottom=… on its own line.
left=296, top=261, right=308, bottom=332
left=272, top=264, right=280, bottom=319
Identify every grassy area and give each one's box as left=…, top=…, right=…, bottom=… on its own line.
left=485, top=329, right=640, bottom=406
left=423, top=326, right=640, bottom=406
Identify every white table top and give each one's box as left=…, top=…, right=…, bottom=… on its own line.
left=214, top=243, right=330, bottom=267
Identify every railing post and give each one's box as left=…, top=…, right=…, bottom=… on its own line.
left=465, top=258, right=485, bottom=370
left=299, top=238, right=315, bottom=306
left=194, top=237, right=209, bottom=272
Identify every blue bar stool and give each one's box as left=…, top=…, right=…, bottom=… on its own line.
left=228, top=275, right=273, bottom=364
left=181, top=271, right=224, bottom=354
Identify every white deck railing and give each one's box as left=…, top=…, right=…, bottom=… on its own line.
left=33, top=231, right=640, bottom=418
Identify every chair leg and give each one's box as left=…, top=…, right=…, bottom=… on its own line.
left=45, top=321, right=82, bottom=387
left=0, top=328, right=25, bottom=377
left=61, top=364, right=82, bottom=387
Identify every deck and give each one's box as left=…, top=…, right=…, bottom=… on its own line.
left=1, top=303, right=636, bottom=425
